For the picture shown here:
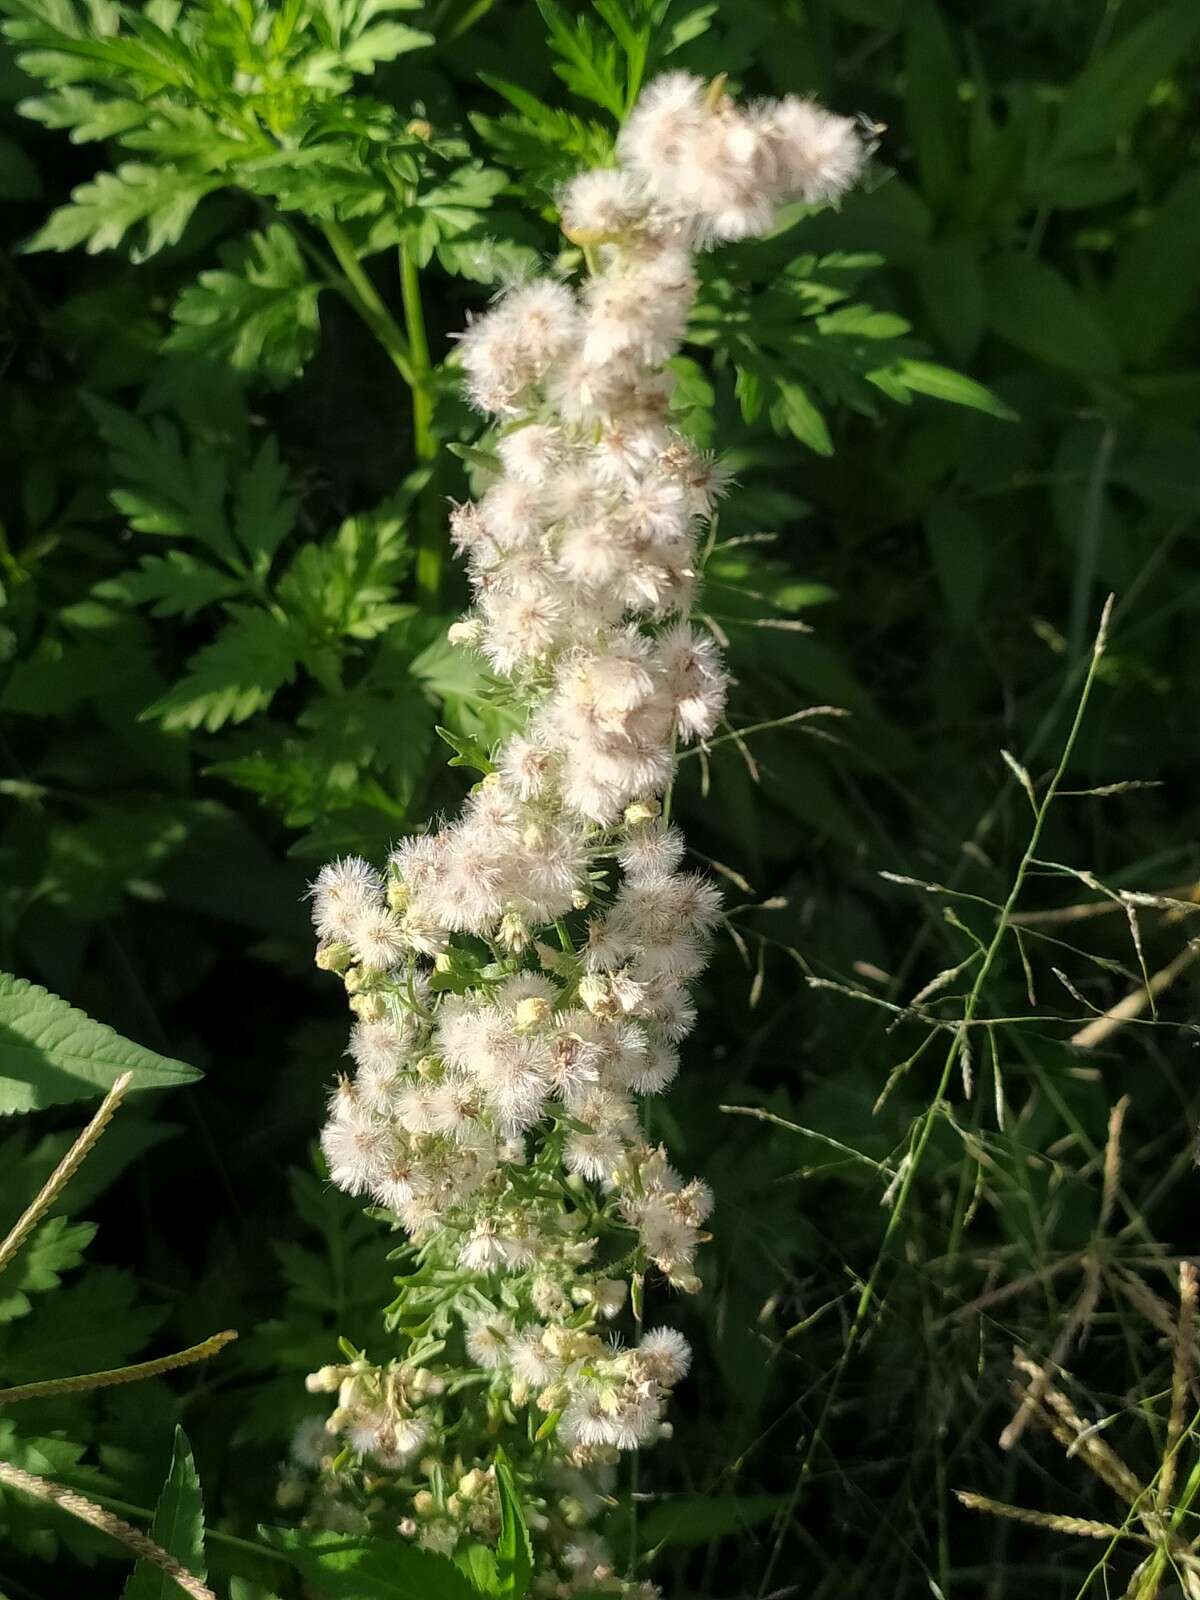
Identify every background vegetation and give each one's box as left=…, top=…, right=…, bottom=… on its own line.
left=2, top=0, right=1200, bottom=1595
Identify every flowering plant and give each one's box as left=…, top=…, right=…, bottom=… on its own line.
left=301, top=73, right=867, bottom=1595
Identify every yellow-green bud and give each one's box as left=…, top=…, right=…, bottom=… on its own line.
left=515, top=995, right=551, bottom=1030
left=316, top=942, right=352, bottom=973
left=623, top=798, right=661, bottom=827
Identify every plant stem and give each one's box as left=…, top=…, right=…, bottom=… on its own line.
left=321, top=219, right=418, bottom=389
left=0, top=1329, right=237, bottom=1405
left=400, top=241, right=443, bottom=609
left=756, top=596, right=1115, bottom=1598
left=0, top=1463, right=217, bottom=1600
left=72, top=1487, right=290, bottom=1567
left=0, top=1072, right=131, bottom=1277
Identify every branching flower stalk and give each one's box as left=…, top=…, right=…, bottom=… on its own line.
left=301, top=74, right=866, bottom=1595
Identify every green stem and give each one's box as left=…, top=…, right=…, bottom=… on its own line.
left=400, top=241, right=443, bottom=609
left=321, top=219, right=418, bottom=389
left=756, top=596, right=1115, bottom=1598
left=58, top=1486, right=288, bottom=1566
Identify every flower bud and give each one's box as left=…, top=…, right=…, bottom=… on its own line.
left=315, top=942, right=352, bottom=973
left=448, top=617, right=484, bottom=647
left=515, top=995, right=552, bottom=1030
left=623, top=799, right=661, bottom=826
left=578, top=974, right=612, bottom=1015
left=499, top=912, right=531, bottom=953
left=306, top=1365, right=343, bottom=1393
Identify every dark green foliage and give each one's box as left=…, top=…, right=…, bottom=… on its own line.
left=1, top=0, right=1199, bottom=1597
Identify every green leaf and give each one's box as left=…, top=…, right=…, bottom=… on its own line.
left=0, top=1217, right=95, bottom=1324
left=1107, top=172, right=1200, bottom=364
left=276, top=500, right=409, bottom=639
left=167, top=226, right=322, bottom=386
left=533, top=0, right=624, bottom=117
left=434, top=725, right=494, bottom=776
left=0, top=1265, right=164, bottom=1380
left=95, top=552, right=241, bottom=619
left=1048, top=1, right=1200, bottom=163
left=24, top=162, right=217, bottom=261
left=913, top=242, right=984, bottom=362
left=903, top=0, right=961, bottom=212
left=924, top=500, right=989, bottom=629
left=772, top=380, right=833, bottom=455
left=85, top=394, right=242, bottom=568
left=984, top=254, right=1119, bottom=377
left=454, top=1545, right=498, bottom=1595
left=1027, top=158, right=1138, bottom=210
left=637, top=1493, right=788, bottom=1552
left=260, top=1527, right=479, bottom=1599
left=230, top=1581, right=284, bottom=1600
left=315, top=20, right=432, bottom=77
left=142, top=606, right=304, bottom=732
left=0, top=971, right=199, bottom=1117
left=19, top=86, right=149, bottom=145
left=472, top=80, right=613, bottom=193
left=494, top=1454, right=532, bottom=1600
left=123, top=1427, right=206, bottom=1600
left=233, top=436, right=299, bottom=573
left=889, top=359, right=1017, bottom=419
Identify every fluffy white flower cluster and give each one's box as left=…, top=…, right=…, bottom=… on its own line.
left=569, top=69, right=866, bottom=244
left=301, top=72, right=866, bottom=1596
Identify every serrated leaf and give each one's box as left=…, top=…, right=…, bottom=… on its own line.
left=85, top=394, right=241, bottom=567
left=0, top=1265, right=164, bottom=1380
left=0, top=1217, right=95, bottom=1324
left=533, top=0, right=624, bottom=117
left=240, top=141, right=397, bottom=221
left=24, top=162, right=216, bottom=261
left=276, top=500, right=409, bottom=638
left=122, top=1427, right=205, bottom=1600
left=19, top=86, right=149, bottom=144
left=142, top=606, right=304, bottom=732
left=234, top=436, right=298, bottom=572
left=0, top=971, right=199, bottom=1116
left=339, top=19, right=431, bottom=67
left=454, top=1545, right=498, bottom=1595
left=167, top=226, right=322, bottom=386
left=472, top=79, right=613, bottom=193
left=434, top=724, right=494, bottom=776
left=95, top=552, right=241, bottom=619
left=261, top=1526, right=479, bottom=1599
